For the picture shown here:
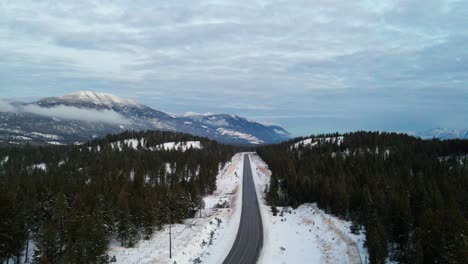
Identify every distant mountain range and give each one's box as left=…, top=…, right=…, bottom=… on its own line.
left=0, top=91, right=291, bottom=145
left=411, top=128, right=468, bottom=140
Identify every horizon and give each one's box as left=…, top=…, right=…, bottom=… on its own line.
left=2, top=1, right=468, bottom=136
left=0, top=89, right=464, bottom=138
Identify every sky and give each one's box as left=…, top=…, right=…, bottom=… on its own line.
left=1, top=0, right=467, bottom=136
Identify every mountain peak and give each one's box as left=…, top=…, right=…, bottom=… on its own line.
left=56, top=91, right=139, bottom=107
left=414, top=128, right=468, bottom=140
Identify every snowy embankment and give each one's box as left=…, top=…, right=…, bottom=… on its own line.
left=108, top=153, right=245, bottom=264
left=249, top=154, right=368, bottom=264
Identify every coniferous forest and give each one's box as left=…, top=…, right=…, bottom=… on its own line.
left=0, top=131, right=234, bottom=263
left=1, top=130, right=467, bottom=264
left=258, top=132, right=468, bottom=264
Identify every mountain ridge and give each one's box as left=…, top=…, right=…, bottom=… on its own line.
left=0, top=91, right=291, bottom=145
left=410, top=128, right=468, bottom=140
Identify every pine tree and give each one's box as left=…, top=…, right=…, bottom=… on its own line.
left=53, top=192, right=68, bottom=260
left=33, top=220, right=59, bottom=264
left=0, top=191, right=17, bottom=262
left=117, top=189, right=130, bottom=247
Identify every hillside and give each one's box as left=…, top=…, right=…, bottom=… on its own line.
left=0, top=130, right=235, bottom=263
left=258, top=132, right=468, bottom=263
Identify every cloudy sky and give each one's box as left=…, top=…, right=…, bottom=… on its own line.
left=1, top=0, right=467, bottom=136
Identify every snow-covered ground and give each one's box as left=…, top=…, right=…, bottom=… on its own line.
left=30, top=163, right=47, bottom=171
left=29, top=132, right=61, bottom=140
left=216, top=128, right=264, bottom=145
left=1, top=155, right=8, bottom=166
left=154, top=141, right=202, bottom=151
left=108, top=153, right=246, bottom=264
left=292, top=138, right=319, bottom=148
left=3, top=239, right=35, bottom=264
left=292, top=136, right=344, bottom=149
left=109, top=139, right=202, bottom=152
left=249, top=154, right=368, bottom=264
left=47, top=141, right=65, bottom=145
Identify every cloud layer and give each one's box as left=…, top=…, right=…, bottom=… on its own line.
left=0, top=99, right=130, bottom=124
left=1, top=0, right=467, bottom=135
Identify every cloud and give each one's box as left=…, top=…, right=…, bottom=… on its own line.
left=0, top=99, right=16, bottom=112
left=1, top=0, right=467, bottom=135
left=0, top=100, right=130, bottom=124
left=21, top=105, right=131, bottom=124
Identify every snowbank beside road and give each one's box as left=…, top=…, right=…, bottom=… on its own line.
left=250, top=154, right=368, bottom=264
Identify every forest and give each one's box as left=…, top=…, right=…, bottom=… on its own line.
left=0, top=131, right=234, bottom=264
left=2, top=130, right=467, bottom=264
left=258, top=132, right=468, bottom=264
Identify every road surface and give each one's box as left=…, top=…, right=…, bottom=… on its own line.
left=223, top=154, right=263, bottom=264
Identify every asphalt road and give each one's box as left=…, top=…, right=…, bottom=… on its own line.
left=223, top=154, right=263, bottom=264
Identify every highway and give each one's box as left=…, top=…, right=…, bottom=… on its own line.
left=223, top=154, right=263, bottom=264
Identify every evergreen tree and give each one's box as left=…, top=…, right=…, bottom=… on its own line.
left=117, top=189, right=130, bottom=247
left=33, top=220, right=59, bottom=264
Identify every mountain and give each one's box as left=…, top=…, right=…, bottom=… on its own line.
left=411, top=128, right=468, bottom=140
left=0, top=91, right=291, bottom=145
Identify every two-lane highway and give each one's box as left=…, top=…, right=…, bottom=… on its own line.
left=223, top=154, right=263, bottom=264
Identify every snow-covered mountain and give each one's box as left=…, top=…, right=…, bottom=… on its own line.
left=0, top=91, right=291, bottom=145
left=38, top=91, right=142, bottom=108
left=411, top=128, right=468, bottom=140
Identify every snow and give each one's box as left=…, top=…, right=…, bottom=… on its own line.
left=1, top=156, right=8, bottom=166
left=4, top=239, right=35, bottom=264
left=47, top=141, right=65, bottom=145
left=31, top=163, right=47, bottom=171
left=12, top=135, right=31, bottom=140
left=249, top=154, right=368, bottom=264
left=30, top=132, right=60, bottom=140
left=274, top=128, right=289, bottom=136
left=216, top=128, right=265, bottom=144
left=413, top=128, right=468, bottom=140
left=206, top=118, right=230, bottom=127
left=60, top=91, right=141, bottom=107
left=124, top=138, right=144, bottom=149
left=292, top=138, right=319, bottom=148
left=110, top=139, right=144, bottom=151
left=182, top=112, right=214, bottom=117
left=108, top=153, right=246, bottom=264
left=109, top=139, right=201, bottom=152
left=154, top=141, right=202, bottom=151
left=165, top=163, right=174, bottom=175
left=292, top=136, right=344, bottom=149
